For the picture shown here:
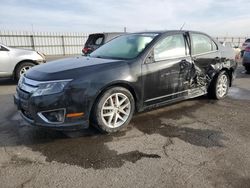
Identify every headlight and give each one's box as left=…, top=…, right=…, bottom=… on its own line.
left=32, top=80, right=71, bottom=96
left=18, top=75, right=24, bottom=88
left=37, top=51, right=46, bottom=59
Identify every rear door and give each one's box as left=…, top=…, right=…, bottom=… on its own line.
left=190, top=32, right=221, bottom=72
left=142, top=33, right=193, bottom=105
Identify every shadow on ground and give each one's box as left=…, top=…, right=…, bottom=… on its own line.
left=0, top=78, right=16, bottom=86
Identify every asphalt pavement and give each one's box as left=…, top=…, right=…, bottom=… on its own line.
left=0, top=58, right=250, bottom=188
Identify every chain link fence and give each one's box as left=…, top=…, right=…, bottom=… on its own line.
left=0, top=31, right=89, bottom=55
left=215, top=37, right=248, bottom=47
left=0, top=30, right=248, bottom=56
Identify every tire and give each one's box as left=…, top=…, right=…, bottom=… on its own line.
left=92, top=87, right=135, bottom=133
left=15, top=62, right=35, bottom=80
left=245, top=67, right=250, bottom=73
left=208, top=71, right=229, bottom=100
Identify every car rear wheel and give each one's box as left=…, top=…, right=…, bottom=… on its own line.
left=15, top=62, right=35, bottom=80
left=92, top=87, right=135, bottom=133
left=245, top=67, right=250, bottom=73
left=208, top=71, right=229, bottom=99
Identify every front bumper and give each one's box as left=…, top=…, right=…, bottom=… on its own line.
left=14, top=88, right=89, bottom=131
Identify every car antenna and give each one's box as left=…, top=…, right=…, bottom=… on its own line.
left=180, top=22, right=186, bottom=30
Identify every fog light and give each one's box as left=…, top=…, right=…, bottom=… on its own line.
left=66, top=112, right=84, bottom=118
left=38, top=109, right=66, bottom=124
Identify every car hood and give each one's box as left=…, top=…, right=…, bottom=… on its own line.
left=9, top=47, right=45, bottom=60
left=10, top=47, right=36, bottom=55
left=25, top=56, right=124, bottom=81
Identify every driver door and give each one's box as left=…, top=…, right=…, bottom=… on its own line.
left=142, top=33, right=192, bottom=106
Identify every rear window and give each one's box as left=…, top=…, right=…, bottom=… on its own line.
left=85, top=34, right=104, bottom=46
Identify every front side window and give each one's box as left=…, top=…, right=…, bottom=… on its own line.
left=154, top=34, right=186, bottom=61
left=90, top=34, right=156, bottom=60
left=191, top=34, right=217, bottom=55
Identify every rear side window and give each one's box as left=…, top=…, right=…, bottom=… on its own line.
left=191, top=33, right=217, bottom=55
left=154, top=34, right=186, bottom=61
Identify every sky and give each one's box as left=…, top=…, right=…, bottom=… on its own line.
left=0, top=0, right=250, bottom=36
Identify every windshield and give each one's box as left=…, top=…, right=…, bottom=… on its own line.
left=90, top=34, right=157, bottom=60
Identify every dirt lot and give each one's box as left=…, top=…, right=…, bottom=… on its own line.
left=0, top=58, right=250, bottom=188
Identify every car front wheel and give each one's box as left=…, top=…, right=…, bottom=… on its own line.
left=15, top=62, right=35, bottom=80
left=92, top=87, right=135, bottom=133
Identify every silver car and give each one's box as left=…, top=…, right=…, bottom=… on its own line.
left=0, top=43, right=46, bottom=80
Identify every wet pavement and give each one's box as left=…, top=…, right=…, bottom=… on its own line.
left=0, top=65, right=250, bottom=188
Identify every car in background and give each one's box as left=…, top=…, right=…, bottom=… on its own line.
left=82, top=32, right=125, bottom=55
left=14, top=30, right=237, bottom=133
left=0, top=43, right=46, bottom=80
left=241, top=38, right=250, bottom=57
left=242, top=44, right=250, bottom=72
left=220, top=41, right=241, bottom=56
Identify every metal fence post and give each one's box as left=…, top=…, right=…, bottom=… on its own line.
left=30, top=35, right=35, bottom=50
left=62, top=35, right=65, bottom=56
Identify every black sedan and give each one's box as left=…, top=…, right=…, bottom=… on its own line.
left=14, top=30, right=237, bottom=133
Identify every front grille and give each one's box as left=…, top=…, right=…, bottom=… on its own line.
left=17, top=87, right=30, bottom=100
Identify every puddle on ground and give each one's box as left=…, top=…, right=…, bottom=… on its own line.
left=132, top=100, right=226, bottom=148
left=32, top=137, right=160, bottom=169
left=1, top=112, right=161, bottom=169
left=228, top=87, right=250, bottom=100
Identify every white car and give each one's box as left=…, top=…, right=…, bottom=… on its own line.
left=220, top=41, right=241, bottom=62
left=0, top=43, right=46, bottom=80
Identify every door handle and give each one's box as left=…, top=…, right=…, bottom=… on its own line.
left=192, top=57, right=197, bottom=61
left=215, top=57, right=220, bottom=62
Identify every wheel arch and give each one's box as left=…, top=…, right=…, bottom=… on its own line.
left=13, top=60, right=38, bottom=79
left=89, top=81, right=139, bottom=121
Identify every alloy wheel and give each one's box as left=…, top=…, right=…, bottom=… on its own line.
left=216, top=74, right=228, bottom=98
left=20, top=66, right=32, bottom=75
left=101, top=93, right=131, bottom=128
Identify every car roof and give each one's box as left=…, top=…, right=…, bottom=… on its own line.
left=89, top=32, right=125, bottom=36
left=88, top=30, right=210, bottom=37
left=132, top=30, right=209, bottom=35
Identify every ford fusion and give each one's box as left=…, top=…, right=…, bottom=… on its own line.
left=14, top=31, right=237, bottom=133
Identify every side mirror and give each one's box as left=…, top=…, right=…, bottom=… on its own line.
left=145, top=50, right=155, bottom=64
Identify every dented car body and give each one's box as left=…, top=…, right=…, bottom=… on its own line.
left=14, top=30, right=237, bottom=132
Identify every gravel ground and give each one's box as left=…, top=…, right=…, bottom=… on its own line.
left=0, top=58, right=250, bottom=188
